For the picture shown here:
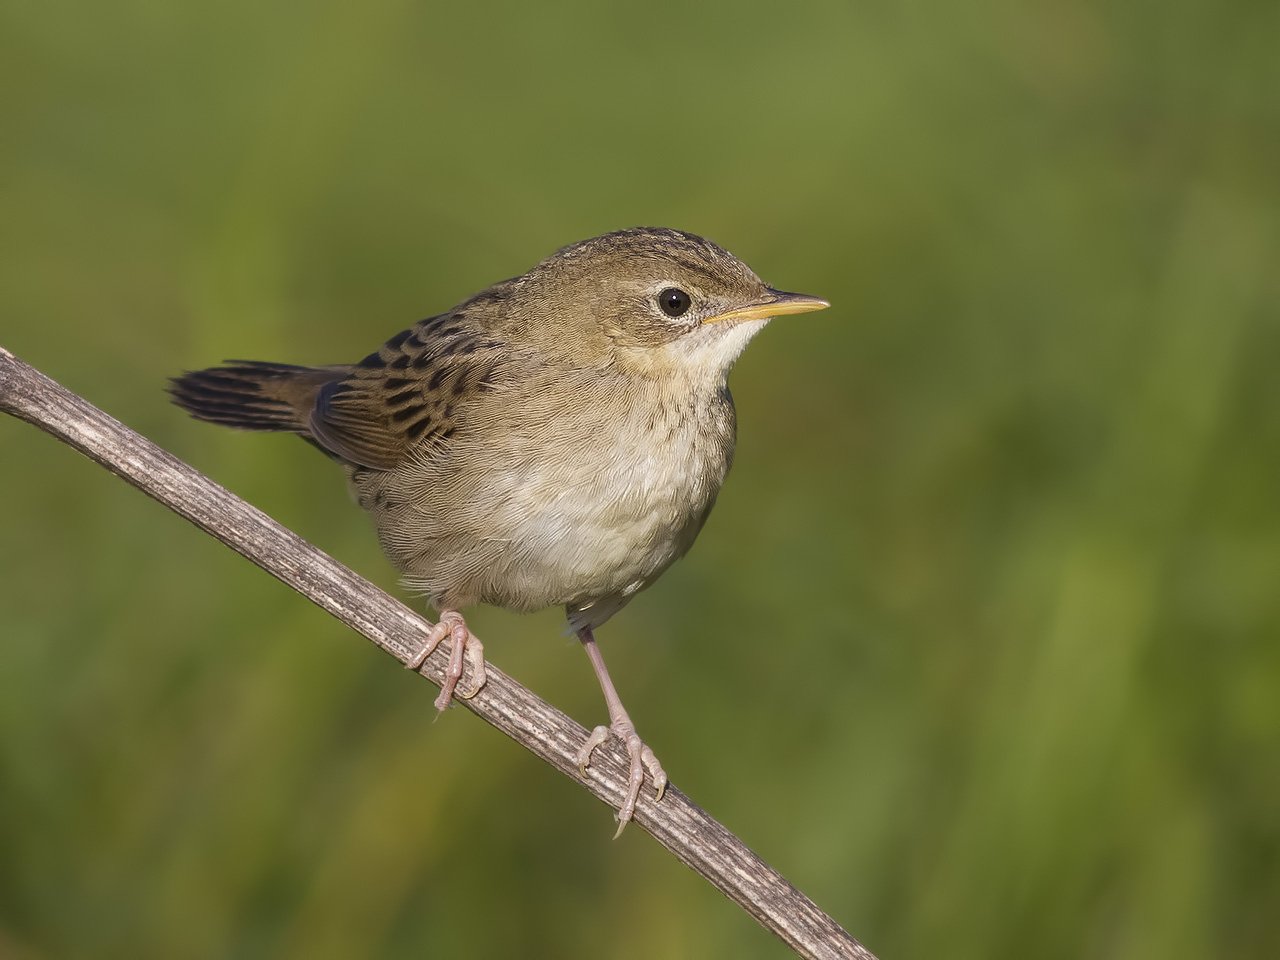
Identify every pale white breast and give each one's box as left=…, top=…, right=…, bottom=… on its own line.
left=476, top=389, right=735, bottom=621
left=367, top=326, right=759, bottom=624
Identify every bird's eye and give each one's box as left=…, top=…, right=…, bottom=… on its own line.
left=657, top=287, right=692, bottom=318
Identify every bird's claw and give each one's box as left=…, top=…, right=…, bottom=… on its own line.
left=406, top=610, right=487, bottom=712
left=576, top=718, right=668, bottom=836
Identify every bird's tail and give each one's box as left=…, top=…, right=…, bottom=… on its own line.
left=169, top=360, right=344, bottom=433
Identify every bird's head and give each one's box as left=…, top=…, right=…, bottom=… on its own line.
left=512, top=227, right=828, bottom=383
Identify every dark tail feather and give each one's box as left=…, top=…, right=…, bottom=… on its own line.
left=169, top=360, right=342, bottom=432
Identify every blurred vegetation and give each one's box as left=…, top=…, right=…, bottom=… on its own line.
left=2, top=1, right=1278, bottom=957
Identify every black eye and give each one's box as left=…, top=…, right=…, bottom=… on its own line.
left=657, top=287, right=692, bottom=318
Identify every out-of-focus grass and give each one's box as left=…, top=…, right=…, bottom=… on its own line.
left=2, top=1, right=1278, bottom=957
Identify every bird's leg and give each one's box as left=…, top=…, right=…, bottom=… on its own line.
left=574, top=627, right=668, bottom=836
left=406, top=609, right=488, bottom=712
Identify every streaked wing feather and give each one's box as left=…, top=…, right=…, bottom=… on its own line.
left=307, top=306, right=508, bottom=470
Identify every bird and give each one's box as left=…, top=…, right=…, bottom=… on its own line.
left=169, top=227, right=828, bottom=833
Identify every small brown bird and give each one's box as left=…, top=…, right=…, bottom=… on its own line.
left=170, top=227, right=828, bottom=831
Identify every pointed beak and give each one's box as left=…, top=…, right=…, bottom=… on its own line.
left=702, top=288, right=831, bottom=324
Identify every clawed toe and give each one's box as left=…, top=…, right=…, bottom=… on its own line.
left=577, top=725, right=611, bottom=776
left=456, top=636, right=487, bottom=700
left=576, top=719, right=668, bottom=837
left=406, top=610, right=487, bottom=711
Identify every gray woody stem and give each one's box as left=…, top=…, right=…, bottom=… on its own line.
left=0, top=346, right=875, bottom=960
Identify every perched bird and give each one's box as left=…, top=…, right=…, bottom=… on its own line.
left=170, top=227, right=828, bottom=832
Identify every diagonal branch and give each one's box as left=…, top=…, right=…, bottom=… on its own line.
left=0, top=345, right=875, bottom=960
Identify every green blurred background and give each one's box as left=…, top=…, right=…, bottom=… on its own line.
left=3, top=1, right=1278, bottom=957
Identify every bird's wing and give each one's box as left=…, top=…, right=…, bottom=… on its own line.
left=308, top=306, right=509, bottom=470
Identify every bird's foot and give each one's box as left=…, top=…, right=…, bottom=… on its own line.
left=406, top=609, right=487, bottom=712
left=577, top=716, right=668, bottom=838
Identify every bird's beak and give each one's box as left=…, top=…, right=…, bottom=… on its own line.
left=702, top=288, right=831, bottom=325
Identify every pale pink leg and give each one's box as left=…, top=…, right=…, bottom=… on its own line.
left=573, top=628, right=668, bottom=836
left=406, top=610, right=488, bottom=712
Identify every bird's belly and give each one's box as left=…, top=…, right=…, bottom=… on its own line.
left=493, top=449, right=719, bottom=610
left=376, top=389, right=735, bottom=621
